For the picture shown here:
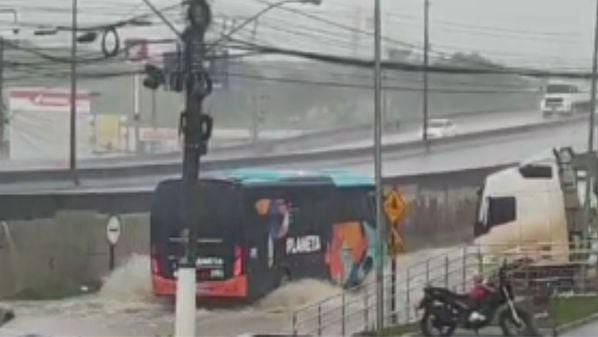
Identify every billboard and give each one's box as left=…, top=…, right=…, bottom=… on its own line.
left=7, top=87, right=91, bottom=114
left=7, top=87, right=93, bottom=161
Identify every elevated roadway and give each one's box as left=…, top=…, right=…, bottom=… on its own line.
left=0, top=112, right=588, bottom=195
left=0, top=109, right=546, bottom=173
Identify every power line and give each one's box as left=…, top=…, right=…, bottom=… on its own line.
left=228, top=38, right=598, bottom=79
left=3, top=63, right=543, bottom=95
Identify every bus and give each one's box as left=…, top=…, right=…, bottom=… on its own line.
left=150, top=169, right=379, bottom=302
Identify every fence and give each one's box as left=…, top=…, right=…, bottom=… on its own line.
left=291, top=243, right=598, bottom=337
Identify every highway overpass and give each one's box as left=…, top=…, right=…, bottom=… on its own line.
left=0, top=110, right=588, bottom=194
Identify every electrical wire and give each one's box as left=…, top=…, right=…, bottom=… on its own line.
left=227, top=38, right=597, bottom=79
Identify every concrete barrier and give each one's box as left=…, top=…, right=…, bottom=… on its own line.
left=0, top=211, right=149, bottom=299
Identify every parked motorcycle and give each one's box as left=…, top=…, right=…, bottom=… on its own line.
left=418, top=261, right=539, bottom=337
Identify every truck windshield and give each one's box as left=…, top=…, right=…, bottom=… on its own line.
left=546, top=84, right=578, bottom=94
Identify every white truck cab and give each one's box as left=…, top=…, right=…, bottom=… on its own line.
left=473, top=147, right=598, bottom=267
left=541, top=81, right=588, bottom=117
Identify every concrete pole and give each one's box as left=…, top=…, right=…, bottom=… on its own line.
left=69, top=0, right=79, bottom=185
left=374, top=0, right=385, bottom=331
left=423, top=0, right=430, bottom=143
left=0, top=37, right=4, bottom=158
left=585, top=0, right=598, bottom=239
left=134, top=73, right=141, bottom=153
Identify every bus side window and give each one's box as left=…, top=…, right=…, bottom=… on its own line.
left=486, top=197, right=517, bottom=229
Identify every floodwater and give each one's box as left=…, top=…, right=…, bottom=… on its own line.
left=0, top=247, right=459, bottom=337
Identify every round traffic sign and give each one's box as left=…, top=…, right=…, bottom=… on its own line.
left=106, top=215, right=122, bottom=246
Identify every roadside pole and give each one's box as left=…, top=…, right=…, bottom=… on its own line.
left=174, top=1, right=213, bottom=337
left=585, top=0, right=598, bottom=237
left=373, top=0, right=385, bottom=331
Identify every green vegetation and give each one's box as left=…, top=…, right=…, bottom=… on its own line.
left=552, top=296, right=598, bottom=326
left=358, top=296, right=598, bottom=337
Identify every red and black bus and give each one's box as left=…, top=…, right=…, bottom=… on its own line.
left=150, top=169, right=380, bottom=302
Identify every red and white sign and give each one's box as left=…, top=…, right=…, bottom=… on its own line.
left=125, top=39, right=149, bottom=62
left=8, top=87, right=91, bottom=114
left=140, top=127, right=179, bottom=142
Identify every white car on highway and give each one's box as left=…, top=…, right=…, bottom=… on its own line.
left=421, top=118, right=457, bottom=139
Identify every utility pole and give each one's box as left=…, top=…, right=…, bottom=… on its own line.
left=585, top=0, right=598, bottom=236
left=174, top=1, right=212, bottom=337
left=69, top=0, right=79, bottom=185
left=0, top=37, right=5, bottom=159
left=134, top=73, right=141, bottom=153
left=151, top=89, right=157, bottom=153
left=422, top=0, right=430, bottom=143
left=374, top=0, right=385, bottom=332
left=251, top=94, right=259, bottom=143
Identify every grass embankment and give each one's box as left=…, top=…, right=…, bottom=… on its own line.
left=552, top=296, right=598, bottom=326
left=360, top=296, right=598, bottom=336
left=358, top=322, right=419, bottom=337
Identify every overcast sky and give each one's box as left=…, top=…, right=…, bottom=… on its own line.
left=0, top=0, right=596, bottom=69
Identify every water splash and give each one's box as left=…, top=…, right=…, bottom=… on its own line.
left=98, top=254, right=153, bottom=303
left=0, top=221, right=16, bottom=252
left=257, top=279, right=342, bottom=313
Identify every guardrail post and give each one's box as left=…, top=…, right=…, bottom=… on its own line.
left=426, top=260, right=430, bottom=284
left=462, top=246, right=467, bottom=292
left=391, top=265, right=398, bottom=324
left=477, top=245, right=483, bottom=275
left=317, top=304, right=322, bottom=336
left=292, top=312, right=298, bottom=337
left=406, top=268, right=411, bottom=323
left=444, top=255, right=449, bottom=288
left=364, top=289, right=370, bottom=331
left=342, top=292, right=346, bottom=336
left=581, top=262, right=587, bottom=294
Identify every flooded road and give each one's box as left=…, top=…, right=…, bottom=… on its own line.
left=0, top=255, right=341, bottom=337
left=0, top=247, right=460, bottom=337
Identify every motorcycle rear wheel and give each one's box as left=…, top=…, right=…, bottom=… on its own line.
left=420, top=308, right=457, bottom=337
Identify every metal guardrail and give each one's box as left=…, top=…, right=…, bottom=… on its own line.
left=291, top=246, right=484, bottom=336
left=0, top=113, right=587, bottom=185
left=291, top=243, right=598, bottom=337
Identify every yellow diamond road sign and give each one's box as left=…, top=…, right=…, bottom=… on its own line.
left=384, top=190, right=407, bottom=225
